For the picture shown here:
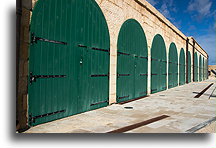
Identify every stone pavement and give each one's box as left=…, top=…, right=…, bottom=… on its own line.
left=196, top=122, right=215, bottom=133
left=25, top=78, right=216, bottom=133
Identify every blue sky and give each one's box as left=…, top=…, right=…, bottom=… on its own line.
left=146, top=0, right=216, bottom=65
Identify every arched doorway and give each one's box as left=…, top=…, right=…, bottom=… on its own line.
left=179, top=48, right=185, bottom=85
left=151, top=34, right=167, bottom=94
left=194, top=53, right=198, bottom=82
left=199, top=55, right=203, bottom=81
left=28, top=0, right=110, bottom=126
left=168, top=43, right=178, bottom=88
left=188, top=51, right=191, bottom=83
left=117, top=19, right=148, bottom=103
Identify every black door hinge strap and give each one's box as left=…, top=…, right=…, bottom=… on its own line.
left=31, top=33, right=67, bottom=45
left=29, top=110, right=66, bottom=124
left=30, top=72, right=66, bottom=84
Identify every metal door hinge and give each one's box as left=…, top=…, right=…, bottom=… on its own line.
left=31, top=33, right=67, bottom=45
left=91, top=74, right=109, bottom=77
left=139, top=56, right=148, bottom=59
left=78, top=44, right=110, bottom=53
left=29, top=72, right=66, bottom=84
left=29, top=110, right=65, bottom=124
left=140, top=74, right=148, bottom=76
left=90, top=100, right=108, bottom=106
left=117, top=51, right=130, bottom=56
left=117, top=73, right=130, bottom=78
left=151, top=89, right=157, bottom=92
left=117, top=95, right=130, bottom=100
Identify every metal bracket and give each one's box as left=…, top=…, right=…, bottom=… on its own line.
left=139, top=56, right=148, bottom=59
left=151, top=89, right=157, bottom=92
left=117, top=51, right=130, bottom=56
left=140, top=74, right=148, bottom=76
left=29, top=110, right=66, bottom=124
left=29, top=72, right=66, bottom=84
left=90, top=100, right=108, bottom=106
left=91, top=74, right=109, bottom=77
left=78, top=44, right=110, bottom=53
left=91, top=47, right=109, bottom=53
left=117, top=73, right=130, bottom=78
left=31, top=33, right=67, bottom=45
left=117, top=95, right=130, bottom=100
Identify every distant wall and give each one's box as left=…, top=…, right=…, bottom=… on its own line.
left=209, top=65, right=216, bottom=77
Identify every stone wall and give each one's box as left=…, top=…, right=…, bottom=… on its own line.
left=16, top=0, right=32, bottom=131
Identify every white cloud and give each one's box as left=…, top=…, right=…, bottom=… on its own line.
left=188, top=0, right=212, bottom=16
left=159, top=3, right=172, bottom=19
left=158, top=0, right=176, bottom=21
left=146, top=0, right=158, bottom=6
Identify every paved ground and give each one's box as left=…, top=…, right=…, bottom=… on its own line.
left=25, top=78, right=216, bottom=133
left=196, top=122, right=215, bottom=133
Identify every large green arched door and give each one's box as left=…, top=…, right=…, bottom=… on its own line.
left=194, top=53, right=198, bottom=82
left=28, top=0, right=110, bottom=126
left=202, top=57, right=205, bottom=80
left=151, top=34, right=167, bottom=94
left=199, top=55, right=203, bottom=81
left=168, top=43, right=178, bottom=88
left=179, top=48, right=185, bottom=85
left=117, top=19, right=148, bottom=103
left=188, top=51, right=191, bottom=83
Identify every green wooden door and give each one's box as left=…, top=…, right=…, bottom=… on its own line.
left=194, top=53, right=198, bottom=82
left=179, top=48, right=185, bottom=85
left=168, top=43, right=178, bottom=88
left=117, top=19, right=148, bottom=103
left=204, top=59, right=206, bottom=80
left=188, top=51, right=191, bottom=83
left=199, top=55, right=203, bottom=82
left=28, top=0, right=110, bottom=126
left=202, top=57, right=205, bottom=80
left=151, top=34, right=167, bottom=94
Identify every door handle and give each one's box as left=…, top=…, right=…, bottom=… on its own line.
left=80, top=58, right=83, bottom=65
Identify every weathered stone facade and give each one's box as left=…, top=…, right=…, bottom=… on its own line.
left=16, top=0, right=209, bottom=130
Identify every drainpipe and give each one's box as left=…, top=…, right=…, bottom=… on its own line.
left=186, top=38, right=189, bottom=83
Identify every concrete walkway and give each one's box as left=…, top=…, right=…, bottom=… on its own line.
left=25, top=78, right=216, bottom=133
